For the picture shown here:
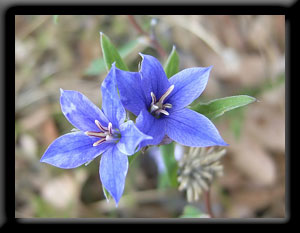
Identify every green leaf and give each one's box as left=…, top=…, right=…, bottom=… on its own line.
left=190, top=95, right=256, bottom=120
left=86, top=37, right=141, bottom=75
left=164, top=45, right=179, bottom=78
left=100, top=32, right=129, bottom=71
left=159, top=142, right=178, bottom=188
left=180, top=205, right=210, bottom=218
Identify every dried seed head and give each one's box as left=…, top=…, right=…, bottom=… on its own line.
left=177, top=146, right=226, bottom=203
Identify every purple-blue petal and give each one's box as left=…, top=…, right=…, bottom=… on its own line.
left=139, top=54, right=171, bottom=106
left=101, top=64, right=126, bottom=128
left=115, top=67, right=147, bottom=116
left=40, top=131, right=113, bottom=169
left=60, top=89, right=109, bottom=132
left=117, top=120, right=153, bottom=155
left=135, top=109, right=166, bottom=148
left=99, top=146, right=128, bottom=206
left=166, top=66, right=212, bottom=110
left=165, top=108, right=228, bottom=147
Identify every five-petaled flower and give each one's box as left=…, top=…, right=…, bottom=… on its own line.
left=40, top=64, right=152, bottom=206
left=115, top=54, right=228, bottom=148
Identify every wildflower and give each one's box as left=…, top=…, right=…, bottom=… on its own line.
left=177, top=147, right=226, bottom=202
left=40, top=64, right=152, bottom=205
left=114, top=54, right=228, bottom=148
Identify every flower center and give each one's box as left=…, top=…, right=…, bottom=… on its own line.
left=85, top=120, right=117, bottom=146
left=150, top=85, right=174, bottom=117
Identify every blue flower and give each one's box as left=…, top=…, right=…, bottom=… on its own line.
left=40, top=64, right=152, bottom=206
left=115, top=54, right=228, bottom=148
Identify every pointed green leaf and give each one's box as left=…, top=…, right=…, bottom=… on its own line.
left=190, top=95, right=256, bottom=119
left=164, top=45, right=179, bottom=78
left=100, top=32, right=129, bottom=71
left=86, top=38, right=141, bottom=75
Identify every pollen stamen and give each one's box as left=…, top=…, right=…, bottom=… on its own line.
left=149, top=85, right=174, bottom=117
left=164, top=103, right=172, bottom=109
left=108, top=122, right=113, bottom=135
left=93, top=138, right=106, bottom=146
left=158, top=85, right=174, bottom=104
left=151, top=92, right=156, bottom=105
left=85, top=121, right=115, bottom=147
left=85, top=131, right=107, bottom=138
left=95, top=120, right=108, bottom=131
left=150, top=104, right=160, bottom=113
left=156, top=109, right=169, bottom=116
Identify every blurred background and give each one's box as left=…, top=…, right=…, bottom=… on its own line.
left=15, top=15, right=285, bottom=218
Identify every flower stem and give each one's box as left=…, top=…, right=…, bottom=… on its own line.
left=128, top=15, right=167, bottom=59
left=204, top=189, right=215, bottom=218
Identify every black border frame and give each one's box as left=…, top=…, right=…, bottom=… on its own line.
left=2, top=2, right=296, bottom=227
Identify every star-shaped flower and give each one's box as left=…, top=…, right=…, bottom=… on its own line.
left=40, top=64, right=152, bottom=205
left=115, top=54, right=228, bottom=148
